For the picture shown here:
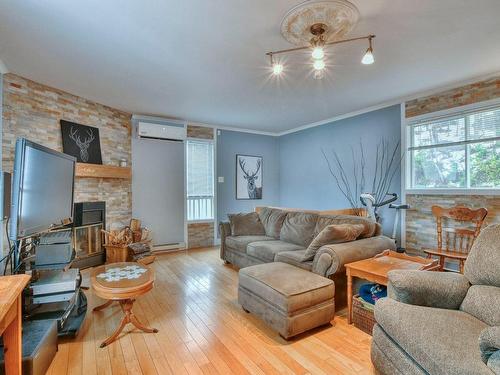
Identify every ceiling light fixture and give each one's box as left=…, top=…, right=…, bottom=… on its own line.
left=361, top=37, right=375, bottom=65
left=270, top=54, right=284, bottom=76
left=313, top=59, right=325, bottom=71
left=267, top=0, right=375, bottom=79
left=311, top=46, right=325, bottom=60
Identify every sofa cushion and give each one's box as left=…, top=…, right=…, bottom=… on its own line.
left=375, top=297, right=491, bottom=375
left=464, top=224, right=500, bottom=288
left=238, top=262, right=334, bottom=313
left=274, top=250, right=313, bottom=271
left=280, top=212, right=319, bottom=247
left=258, top=207, right=288, bottom=239
left=302, top=224, right=365, bottom=261
left=315, top=214, right=379, bottom=239
left=246, top=240, right=304, bottom=263
left=225, top=235, right=274, bottom=253
left=228, top=212, right=266, bottom=236
left=460, top=285, right=500, bottom=326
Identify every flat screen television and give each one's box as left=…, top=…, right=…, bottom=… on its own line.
left=9, top=138, right=76, bottom=240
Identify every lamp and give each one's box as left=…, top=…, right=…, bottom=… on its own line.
left=266, top=0, right=375, bottom=79
left=361, top=37, right=375, bottom=65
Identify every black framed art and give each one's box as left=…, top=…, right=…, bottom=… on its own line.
left=236, top=154, right=262, bottom=200
left=60, top=120, right=103, bottom=164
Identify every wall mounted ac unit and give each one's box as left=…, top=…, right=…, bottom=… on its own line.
left=135, top=118, right=186, bottom=142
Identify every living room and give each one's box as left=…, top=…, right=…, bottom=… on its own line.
left=0, top=1, right=499, bottom=374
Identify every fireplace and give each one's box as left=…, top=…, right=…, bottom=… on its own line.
left=72, top=201, right=106, bottom=269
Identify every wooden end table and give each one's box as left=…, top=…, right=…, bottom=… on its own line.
left=0, top=274, right=31, bottom=375
left=345, top=250, right=439, bottom=324
left=91, top=262, right=158, bottom=348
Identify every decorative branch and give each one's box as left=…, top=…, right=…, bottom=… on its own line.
left=322, top=138, right=402, bottom=217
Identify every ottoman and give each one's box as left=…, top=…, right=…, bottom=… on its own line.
left=238, top=262, right=335, bottom=339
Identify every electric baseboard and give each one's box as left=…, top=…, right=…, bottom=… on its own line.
left=153, top=242, right=185, bottom=252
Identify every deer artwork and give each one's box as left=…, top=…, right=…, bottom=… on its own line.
left=238, top=157, right=262, bottom=199
left=69, top=127, right=95, bottom=162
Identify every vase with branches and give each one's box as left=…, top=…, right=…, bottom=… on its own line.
left=322, top=138, right=401, bottom=220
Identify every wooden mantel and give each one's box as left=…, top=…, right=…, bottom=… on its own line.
left=75, top=163, right=131, bottom=179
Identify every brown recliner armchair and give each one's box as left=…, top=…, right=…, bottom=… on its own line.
left=371, top=224, right=500, bottom=375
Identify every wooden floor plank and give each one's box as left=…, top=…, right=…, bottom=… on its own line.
left=46, top=247, right=374, bottom=375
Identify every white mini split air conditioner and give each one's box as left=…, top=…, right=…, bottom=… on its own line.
left=137, top=120, right=186, bottom=141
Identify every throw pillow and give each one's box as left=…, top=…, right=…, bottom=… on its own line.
left=280, top=211, right=319, bottom=247
left=228, top=212, right=266, bottom=236
left=258, top=207, right=287, bottom=238
left=302, top=223, right=365, bottom=261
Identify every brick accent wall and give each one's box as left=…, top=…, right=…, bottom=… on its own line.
left=406, top=195, right=499, bottom=255
left=405, top=75, right=500, bottom=254
left=405, top=76, right=500, bottom=118
left=187, top=124, right=214, bottom=140
left=2, top=73, right=132, bottom=228
left=187, top=222, right=214, bottom=249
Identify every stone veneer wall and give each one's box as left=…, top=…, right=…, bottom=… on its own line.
left=405, top=195, right=499, bottom=254
left=405, top=75, right=500, bottom=255
left=187, top=124, right=214, bottom=140
left=187, top=222, right=215, bottom=249
left=2, top=73, right=132, bottom=228
left=186, top=124, right=215, bottom=249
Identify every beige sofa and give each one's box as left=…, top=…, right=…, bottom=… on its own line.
left=371, top=224, right=500, bottom=375
left=220, top=206, right=396, bottom=308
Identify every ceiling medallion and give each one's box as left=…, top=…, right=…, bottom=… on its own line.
left=267, top=0, right=375, bottom=79
left=281, top=0, right=360, bottom=46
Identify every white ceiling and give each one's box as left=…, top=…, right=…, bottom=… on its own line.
left=1, top=0, right=500, bottom=133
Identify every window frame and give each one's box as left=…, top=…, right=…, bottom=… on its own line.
left=405, top=97, right=500, bottom=196
left=185, top=137, right=216, bottom=222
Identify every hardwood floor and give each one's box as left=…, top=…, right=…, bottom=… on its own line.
left=47, top=247, right=375, bottom=375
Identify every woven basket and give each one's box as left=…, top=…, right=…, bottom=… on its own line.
left=352, top=294, right=376, bottom=335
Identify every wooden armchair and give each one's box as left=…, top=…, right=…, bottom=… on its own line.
left=424, top=205, right=487, bottom=273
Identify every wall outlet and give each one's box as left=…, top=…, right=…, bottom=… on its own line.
left=218, top=176, right=224, bottom=183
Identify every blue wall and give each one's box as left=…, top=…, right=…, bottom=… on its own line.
left=216, top=105, right=402, bottom=238
left=278, top=105, right=402, bottom=237
left=216, top=130, right=280, bottom=224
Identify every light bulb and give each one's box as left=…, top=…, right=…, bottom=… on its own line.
left=272, top=63, right=283, bottom=75
left=311, top=47, right=324, bottom=60
left=361, top=48, right=374, bottom=65
left=313, top=59, right=325, bottom=71
left=313, top=69, right=324, bottom=80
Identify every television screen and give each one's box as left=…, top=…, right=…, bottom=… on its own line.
left=10, top=138, right=76, bottom=239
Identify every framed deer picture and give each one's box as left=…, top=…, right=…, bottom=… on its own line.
left=60, top=120, right=103, bottom=164
left=236, top=154, right=262, bottom=200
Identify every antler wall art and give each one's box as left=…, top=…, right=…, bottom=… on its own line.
left=60, top=120, right=103, bottom=164
left=236, top=154, right=263, bottom=200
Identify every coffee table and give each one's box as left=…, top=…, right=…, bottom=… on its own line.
left=91, top=262, right=158, bottom=347
left=345, top=250, right=439, bottom=324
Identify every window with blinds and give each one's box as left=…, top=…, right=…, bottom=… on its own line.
left=408, top=105, right=500, bottom=189
left=186, top=140, right=214, bottom=221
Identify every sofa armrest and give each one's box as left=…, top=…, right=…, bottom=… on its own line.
left=479, top=326, right=500, bottom=373
left=387, top=270, right=470, bottom=309
left=219, top=221, right=231, bottom=260
left=312, top=235, right=395, bottom=277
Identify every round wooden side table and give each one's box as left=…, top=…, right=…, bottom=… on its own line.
left=91, top=262, right=158, bottom=348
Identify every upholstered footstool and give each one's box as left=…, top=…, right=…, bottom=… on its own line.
left=238, top=262, right=335, bottom=339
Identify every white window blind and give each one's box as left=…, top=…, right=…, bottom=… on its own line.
left=408, top=104, right=500, bottom=189
left=186, top=140, right=214, bottom=221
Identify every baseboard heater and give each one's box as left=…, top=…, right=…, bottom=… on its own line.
left=153, top=242, right=186, bottom=252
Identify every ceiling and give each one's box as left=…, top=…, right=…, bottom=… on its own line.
left=1, top=0, right=500, bottom=133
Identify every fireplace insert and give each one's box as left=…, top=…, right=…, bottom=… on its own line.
left=71, top=201, right=106, bottom=269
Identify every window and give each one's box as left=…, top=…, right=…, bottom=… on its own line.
left=408, top=105, right=500, bottom=189
left=186, top=140, right=214, bottom=221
